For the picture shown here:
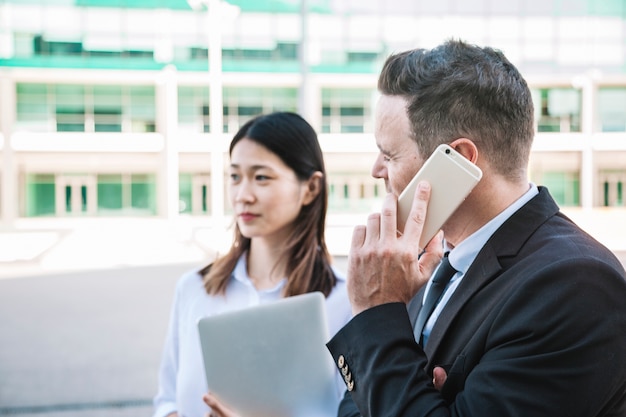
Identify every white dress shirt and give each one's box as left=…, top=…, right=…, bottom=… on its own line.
left=152, top=254, right=352, bottom=417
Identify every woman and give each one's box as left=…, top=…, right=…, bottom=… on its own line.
left=152, top=112, right=352, bottom=417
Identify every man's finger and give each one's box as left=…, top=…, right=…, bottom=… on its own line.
left=380, top=193, right=398, bottom=241
left=350, top=224, right=366, bottom=251
left=433, top=366, right=448, bottom=391
left=419, top=231, right=444, bottom=276
left=402, top=180, right=431, bottom=252
left=364, top=212, right=381, bottom=245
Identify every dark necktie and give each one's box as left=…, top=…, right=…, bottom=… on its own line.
left=414, top=252, right=457, bottom=345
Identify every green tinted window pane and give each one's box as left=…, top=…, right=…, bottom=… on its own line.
left=130, top=86, right=156, bottom=118
left=536, top=88, right=581, bottom=133
left=94, top=107, right=122, bottom=132
left=65, top=185, right=72, bottom=212
left=17, top=83, right=47, bottom=95
left=238, top=105, right=262, bottom=116
left=17, top=102, right=49, bottom=120
left=97, top=175, right=123, bottom=212
left=178, top=86, right=208, bottom=124
left=340, top=107, right=364, bottom=116
left=224, top=87, right=297, bottom=111
left=55, top=84, right=85, bottom=131
left=25, top=174, right=55, bottom=217
left=57, top=122, right=85, bottom=132
left=179, top=173, right=192, bottom=214
left=131, top=174, right=156, bottom=214
left=94, top=122, right=122, bottom=132
left=55, top=85, right=84, bottom=106
left=341, top=125, right=364, bottom=133
left=16, top=83, right=51, bottom=126
left=542, top=172, right=580, bottom=206
left=598, top=88, right=626, bottom=132
left=56, top=106, right=85, bottom=132
left=93, top=85, right=122, bottom=107
left=201, top=184, right=208, bottom=212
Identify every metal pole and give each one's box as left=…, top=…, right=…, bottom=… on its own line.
left=207, top=0, right=225, bottom=223
left=298, top=0, right=310, bottom=118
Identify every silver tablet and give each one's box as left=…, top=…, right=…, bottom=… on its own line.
left=197, top=292, right=340, bottom=417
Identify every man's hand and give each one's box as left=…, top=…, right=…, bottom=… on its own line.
left=433, top=367, right=448, bottom=391
left=347, top=181, right=443, bottom=315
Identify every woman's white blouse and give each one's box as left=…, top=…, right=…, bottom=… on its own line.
left=152, top=256, right=352, bottom=417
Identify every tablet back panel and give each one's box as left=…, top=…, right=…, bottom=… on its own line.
left=197, top=292, right=339, bottom=417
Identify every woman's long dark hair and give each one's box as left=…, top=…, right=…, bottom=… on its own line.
left=200, top=112, right=336, bottom=297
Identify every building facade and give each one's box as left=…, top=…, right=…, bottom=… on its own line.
left=1, top=0, right=625, bottom=230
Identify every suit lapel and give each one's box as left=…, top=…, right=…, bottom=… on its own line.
left=423, top=187, right=560, bottom=357
left=425, top=243, right=502, bottom=356
left=408, top=287, right=426, bottom=329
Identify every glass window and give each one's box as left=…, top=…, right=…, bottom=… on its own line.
left=130, top=174, right=156, bottom=215
left=63, top=183, right=88, bottom=214
left=179, top=173, right=193, bottom=214
left=16, top=84, right=52, bottom=132
left=223, top=87, right=297, bottom=133
left=539, top=171, right=580, bottom=206
left=55, top=85, right=85, bottom=132
left=129, top=86, right=156, bottom=133
left=97, top=174, right=156, bottom=215
left=178, top=86, right=210, bottom=133
left=600, top=171, right=626, bottom=207
left=24, top=174, right=56, bottom=217
left=598, top=87, right=626, bottom=132
left=97, top=174, right=123, bottom=213
left=532, top=87, right=581, bottom=133
left=17, top=83, right=155, bottom=133
left=321, top=88, right=373, bottom=134
left=93, top=86, right=123, bottom=133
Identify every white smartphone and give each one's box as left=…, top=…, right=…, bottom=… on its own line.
left=397, top=144, right=483, bottom=249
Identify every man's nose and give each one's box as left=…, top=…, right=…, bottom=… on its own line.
left=371, top=154, right=387, bottom=179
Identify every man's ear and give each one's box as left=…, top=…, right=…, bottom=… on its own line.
left=302, top=171, right=323, bottom=206
left=449, top=138, right=478, bottom=164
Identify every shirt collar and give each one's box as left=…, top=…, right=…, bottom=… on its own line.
left=447, top=183, right=539, bottom=275
left=232, top=252, right=287, bottom=293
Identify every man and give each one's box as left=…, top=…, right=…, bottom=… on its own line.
left=326, top=39, right=626, bottom=416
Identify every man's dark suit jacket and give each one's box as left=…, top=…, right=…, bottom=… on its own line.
left=327, top=187, right=626, bottom=417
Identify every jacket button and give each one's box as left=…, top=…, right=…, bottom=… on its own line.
left=337, top=355, right=345, bottom=369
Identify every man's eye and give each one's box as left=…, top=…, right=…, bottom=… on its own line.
left=230, top=174, right=240, bottom=181
left=256, top=175, right=270, bottom=181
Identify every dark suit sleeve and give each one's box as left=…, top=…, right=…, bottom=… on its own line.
left=337, top=389, right=361, bottom=417
left=327, top=303, right=448, bottom=417
left=327, top=259, right=626, bottom=417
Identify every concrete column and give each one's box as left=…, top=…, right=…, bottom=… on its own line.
left=156, top=65, right=179, bottom=219
left=579, top=74, right=596, bottom=209
left=298, top=0, right=310, bottom=118
left=208, top=0, right=225, bottom=224
left=0, top=71, right=17, bottom=229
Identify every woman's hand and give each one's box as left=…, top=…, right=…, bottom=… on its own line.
left=203, top=392, right=240, bottom=417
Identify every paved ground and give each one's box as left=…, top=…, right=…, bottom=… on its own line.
left=0, top=213, right=624, bottom=416
left=0, top=263, right=194, bottom=417
left=0, top=217, right=355, bottom=417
